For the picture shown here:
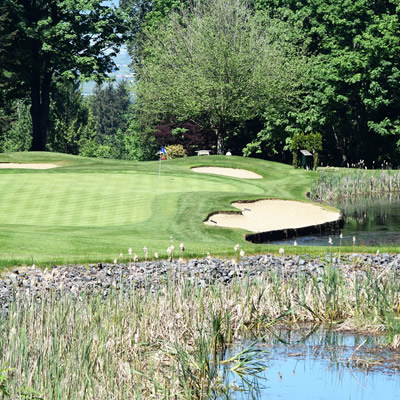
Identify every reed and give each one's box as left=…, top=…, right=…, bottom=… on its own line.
left=0, top=263, right=399, bottom=398
left=310, top=169, right=400, bottom=201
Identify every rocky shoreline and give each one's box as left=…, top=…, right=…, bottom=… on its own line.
left=1, top=253, right=399, bottom=315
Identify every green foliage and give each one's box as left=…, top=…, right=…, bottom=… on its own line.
left=90, top=81, right=132, bottom=142
left=255, top=0, right=400, bottom=166
left=120, top=0, right=188, bottom=64
left=0, top=366, right=12, bottom=397
left=165, top=144, right=187, bottom=159
left=1, top=0, right=127, bottom=151
left=47, top=79, right=89, bottom=155
left=0, top=100, right=32, bottom=153
left=136, top=0, right=308, bottom=154
left=290, top=132, right=322, bottom=169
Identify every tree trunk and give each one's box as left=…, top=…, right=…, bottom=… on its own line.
left=30, top=68, right=52, bottom=151
left=216, top=129, right=224, bottom=155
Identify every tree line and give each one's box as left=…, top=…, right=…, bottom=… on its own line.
left=1, top=0, right=399, bottom=167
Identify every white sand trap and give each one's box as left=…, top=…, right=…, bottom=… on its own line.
left=192, top=167, right=262, bottom=179
left=0, top=163, right=58, bottom=169
left=205, top=200, right=341, bottom=232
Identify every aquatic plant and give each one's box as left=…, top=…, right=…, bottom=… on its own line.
left=310, top=169, right=400, bottom=201
left=0, top=260, right=399, bottom=398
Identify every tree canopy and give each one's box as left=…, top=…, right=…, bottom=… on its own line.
left=253, top=0, right=400, bottom=165
left=135, top=0, right=309, bottom=154
left=1, top=0, right=126, bottom=151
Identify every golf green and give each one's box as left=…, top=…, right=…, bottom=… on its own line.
left=0, top=152, right=347, bottom=267
left=0, top=173, right=248, bottom=227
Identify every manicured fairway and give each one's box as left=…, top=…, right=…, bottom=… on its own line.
left=0, top=152, right=386, bottom=267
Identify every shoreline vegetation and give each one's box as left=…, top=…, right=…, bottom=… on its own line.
left=0, top=253, right=399, bottom=398
left=311, top=168, right=400, bottom=202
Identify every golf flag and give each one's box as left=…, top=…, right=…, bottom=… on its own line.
left=161, top=147, right=166, bottom=154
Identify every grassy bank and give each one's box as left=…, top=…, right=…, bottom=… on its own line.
left=0, top=264, right=399, bottom=399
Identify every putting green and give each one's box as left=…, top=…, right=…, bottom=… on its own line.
left=0, top=173, right=248, bottom=227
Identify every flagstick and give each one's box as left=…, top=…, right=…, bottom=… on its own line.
left=158, top=152, right=161, bottom=180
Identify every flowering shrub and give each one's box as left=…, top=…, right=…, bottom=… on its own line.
left=165, top=145, right=187, bottom=159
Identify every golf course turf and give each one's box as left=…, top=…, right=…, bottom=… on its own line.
left=0, top=152, right=392, bottom=267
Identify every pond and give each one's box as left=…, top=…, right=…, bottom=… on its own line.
left=276, top=193, right=400, bottom=246
left=224, top=328, right=400, bottom=399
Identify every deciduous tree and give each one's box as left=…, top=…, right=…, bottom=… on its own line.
left=136, top=0, right=308, bottom=154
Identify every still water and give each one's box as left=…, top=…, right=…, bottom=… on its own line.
left=277, top=194, right=400, bottom=246
left=225, top=329, right=400, bottom=399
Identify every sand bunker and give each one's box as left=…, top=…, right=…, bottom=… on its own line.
left=0, top=163, right=58, bottom=169
left=192, top=167, right=262, bottom=179
left=205, top=200, right=341, bottom=232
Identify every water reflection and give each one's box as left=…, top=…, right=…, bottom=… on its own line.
left=225, top=328, right=400, bottom=400
left=276, top=193, right=400, bottom=246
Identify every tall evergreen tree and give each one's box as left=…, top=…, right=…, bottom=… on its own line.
left=90, top=80, right=131, bottom=142
left=1, top=0, right=126, bottom=151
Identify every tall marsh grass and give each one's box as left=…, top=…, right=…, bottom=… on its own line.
left=0, top=265, right=399, bottom=399
left=310, top=169, right=400, bottom=201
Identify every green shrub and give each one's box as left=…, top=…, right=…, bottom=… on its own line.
left=165, top=144, right=187, bottom=159
left=290, top=132, right=322, bottom=170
